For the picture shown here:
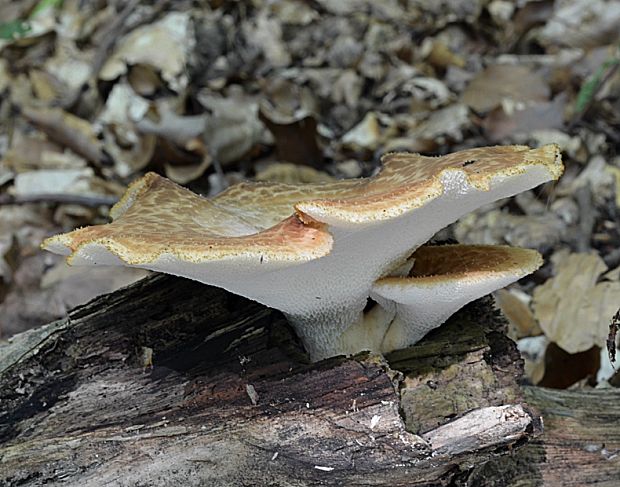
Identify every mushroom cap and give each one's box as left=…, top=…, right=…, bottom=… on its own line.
left=43, top=173, right=333, bottom=266
left=42, top=144, right=562, bottom=360
left=372, top=244, right=543, bottom=353
left=295, top=144, right=562, bottom=225
left=43, top=144, right=561, bottom=265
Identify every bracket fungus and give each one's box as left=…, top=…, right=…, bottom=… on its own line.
left=43, top=144, right=563, bottom=361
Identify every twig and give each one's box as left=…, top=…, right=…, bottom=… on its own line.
left=609, top=309, right=619, bottom=366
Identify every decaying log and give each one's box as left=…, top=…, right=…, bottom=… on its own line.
left=468, top=386, right=620, bottom=486
left=0, top=274, right=618, bottom=486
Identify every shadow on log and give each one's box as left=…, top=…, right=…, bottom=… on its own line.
left=0, top=274, right=618, bottom=486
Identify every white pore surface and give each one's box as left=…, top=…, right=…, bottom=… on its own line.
left=67, top=165, right=553, bottom=361
left=373, top=271, right=529, bottom=354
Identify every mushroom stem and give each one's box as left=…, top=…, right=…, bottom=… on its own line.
left=287, top=299, right=399, bottom=361
left=284, top=304, right=367, bottom=361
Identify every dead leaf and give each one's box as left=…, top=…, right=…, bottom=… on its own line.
left=100, top=11, right=194, bottom=91
left=517, top=335, right=548, bottom=384
left=495, top=288, right=541, bottom=339
left=341, top=112, right=382, bottom=151
left=557, top=155, right=617, bottom=206
left=136, top=101, right=206, bottom=147
left=11, top=169, right=97, bottom=197
left=424, top=39, right=466, bottom=69
left=198, top=90, right=267, bottom=166
left=21, top=106, right=105, bottom=166
left=2, top=134, right=70, bottom=172
left=455, top=210, right=566, bottom=251
left=532, top=252, right=620, bottom=354
left=45, top=37, right=93, bottom=92
left=260, top=112, right=322, bottom=167
left=411, top=104, right=470, bottom=142
left=40, top=262, right=149, bottom=312
left=539, top=0, right=620, bottom=48
left=270, top=0, right=319, bottom=25
left=98, top=82, right=154, bottom=176
left=462, top=64, right=550, bottom=113
left=0, top=255, right=147, bottom=338
left=482, top=94, right=566, bottom=142
left=245, top=10, right=291, bottom=67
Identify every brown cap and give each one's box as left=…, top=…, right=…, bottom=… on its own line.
left=372, top=245, right=543, bottom=353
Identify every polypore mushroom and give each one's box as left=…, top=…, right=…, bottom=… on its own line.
left=371, top=244, right=543, bottom=354
left=42, top=144, right=563, bottom=361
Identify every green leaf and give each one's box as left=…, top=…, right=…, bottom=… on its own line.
left=0, top=20, right=30, bottom=40
left=575, top=57, right=620, bottom=114
left=30, top=0, right=64, bottom=19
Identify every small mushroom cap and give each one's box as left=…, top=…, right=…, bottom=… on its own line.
left=373, top=244, right=543, bottom=353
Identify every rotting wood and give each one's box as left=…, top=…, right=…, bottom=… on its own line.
left=466, top=387, right=620, bottom=487
left=0, top=274, right=618, bottom=486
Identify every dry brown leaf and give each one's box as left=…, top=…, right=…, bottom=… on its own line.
left=482, top=94, right=566, bottom=142
left=270, top=0, right=319, bottom=25
left=557, top=155, right=618, bottom=206
left=29, top=70, right=60, bottom=102
left=198, top=90, right=266, bottom=165
left=539, top=0, right=620, bottom=48
left=411, top=104, right=469, bottom=142
left=0, top=256, right=148, bottom=338
left=98, top=83, right=154, bottom=176
left=128, top=64, right=162, bottom=97
left=164, top=148, right=211, bottom=186
left=21, top=107, right=104, bottom=165
left=0, top=59, right=10, bottom=93
left=532, top=252, right=620, bottom=354
left=425, top=39, right=466, bottom=69
left=331, top=69, right=363, bottom=108
left=40, top=262, right=149, bottom=311
left=100, top=12, right=193, bottom=91
left=103, top=130, right=156, bottom=178
left=462, top=64, right=550, bottom=113
left=259, top=109, right=322, bottom=167
left=606, top=165, right=620, bottom=207
left=44, top=38, right=93, bottom=92
left=10, top=168, right=123, bottom=201
left=136, top=102, right=206, bottom=148
left=341, top=112, right=382, bottom=150
left=517, top=335, right=548, bottom=384
left=455, top=210, right=566, bottom=251
left=495, top=288, right=541, bottom=339
left=1, top=134, right=69, bottom=172
left=11, top=169, right=96, bottom=197
left=244, top=11, right=291, bottom=67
